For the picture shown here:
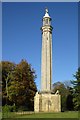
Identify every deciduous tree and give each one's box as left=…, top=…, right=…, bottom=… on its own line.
left=52, top=81, right=73, bottom=111
left=2, top=60, right=37, bottom=111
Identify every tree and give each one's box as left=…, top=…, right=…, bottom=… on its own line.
left=71, top=68, right=80, bottom=110
left=2, top=60, right=37, bottom=111
left=2, top=61, right=15, bottom=105
left=66, top=87, right=74, bottom=111
left=0, top=62, right=2, bottom=107
left=52, top=81, right=73, bottom=111
left=8, top=59, right=37, bottom=110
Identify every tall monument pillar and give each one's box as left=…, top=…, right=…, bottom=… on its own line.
left=41, top=8, right=53, bottom=92
left=34, top=8, right=61, bottom=112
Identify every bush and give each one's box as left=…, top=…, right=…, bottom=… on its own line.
left=2, top=105, right=10, bottom=112
left=2, top=105, right=17, bottom=118
left=2, top=104, right=17, bottom=112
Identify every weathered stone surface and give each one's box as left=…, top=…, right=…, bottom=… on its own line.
left=34, top=92, right=40, bottom=112
left=34, top=92, right=61, bottom=112
left=41, top=11, right=53, bottom=92
left=34, top=8, right=61, bottom=112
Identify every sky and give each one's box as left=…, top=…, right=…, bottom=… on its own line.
left=2, top=2, right=78, bottom=90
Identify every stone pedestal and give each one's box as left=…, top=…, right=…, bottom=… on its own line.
left=34, top=91, right=61, bottom=112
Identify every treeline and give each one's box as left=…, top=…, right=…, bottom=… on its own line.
left=1, top=59, right=37, bottom=111
left=52, top=68, right=80, bottom=111
left=1, top=59, right=80, bottom=112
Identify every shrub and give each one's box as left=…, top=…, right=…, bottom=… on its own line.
left=2, top=105, right=10, bottom=112
left=2, top=104, right=17, bottom=112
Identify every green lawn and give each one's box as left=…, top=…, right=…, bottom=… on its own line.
left=2, top=111, right=80, bottom=118
left=16, top=111, right=79, bottom=118
left=0, top=112, right=2, bottom=119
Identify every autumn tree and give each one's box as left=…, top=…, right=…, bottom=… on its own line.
left=2, top=60, right=37, bottom=111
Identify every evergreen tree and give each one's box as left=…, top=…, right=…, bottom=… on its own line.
left=71, top=68, right=80, bottom=110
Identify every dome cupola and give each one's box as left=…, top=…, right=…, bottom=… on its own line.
left=43, top=8, right=51, bottom=26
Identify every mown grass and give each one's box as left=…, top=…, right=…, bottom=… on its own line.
left=16, top=111, right=79, bottom=118
left=2, top=111, right=79, bottom=119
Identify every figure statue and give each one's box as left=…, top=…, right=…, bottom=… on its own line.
left=45, top=8, right=48, bottom=13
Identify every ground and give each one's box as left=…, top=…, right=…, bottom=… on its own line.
left=2, top=111, right=80, bottom=119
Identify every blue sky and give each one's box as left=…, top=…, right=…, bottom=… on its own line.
left=2, top=2, right=78, bottom=90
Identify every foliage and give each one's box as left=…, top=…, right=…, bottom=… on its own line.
left=2, top=104, right=17, bottom=112
left=2, top=105, right=10, bottom=112
left=2, top=59, right=37, bottom=111
left=71, top=67, right=80, bottom=110
left=52, top=82, right=73, bottom=111
left=66, top=87, right=74, bottom=110
left=53, top=68, right=80, bottom=111
left=2, top=61, right=15, bottom=105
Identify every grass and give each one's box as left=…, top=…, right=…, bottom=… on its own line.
left=16, top=111, right=79, bottom=118
left=2, top=111, right=79, bottom=118
left=0, top=112, right=2, bottom=119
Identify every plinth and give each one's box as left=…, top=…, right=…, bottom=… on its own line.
left=34, top=91, right=61, bottom=112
